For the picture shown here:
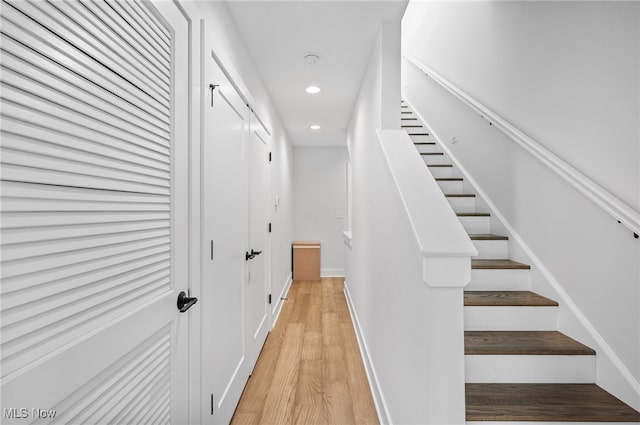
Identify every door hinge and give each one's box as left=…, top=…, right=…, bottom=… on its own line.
left=210, top=394, right=214, bottom=415
left=268, top=152, right=272, bottom=162
left=209, top=84, right=219, bottom=107
left=210, top=240, right=214, bottom=260
left=268, top=294, right=272, bottom=304
left=268, top=222, right=272, bottom=233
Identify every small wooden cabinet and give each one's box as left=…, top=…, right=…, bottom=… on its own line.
left=292, top=241, right=321, bottom=281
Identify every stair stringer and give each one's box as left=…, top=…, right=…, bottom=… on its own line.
left=404, top=98, right=640, bottom=412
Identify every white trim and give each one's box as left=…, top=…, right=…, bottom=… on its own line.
left=271, top=272, right=292, bottom=328
left=403, top=51, right=640, bottom=237
left=343, top=283, right=391, bottom=425
left=342, top=230, right=353, bottom=248
left=321, top=268, right=345, bottom=277
left=406, top=98, right=640, bottom=409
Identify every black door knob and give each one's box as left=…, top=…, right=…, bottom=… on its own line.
left=177, top=291, right=198, bottom=312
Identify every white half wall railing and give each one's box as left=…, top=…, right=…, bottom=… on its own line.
left=403, top=50, right=640, bottom=238
left=376, top=129, right=476, bottom=424
left=377, top=129, right=478, bottom=286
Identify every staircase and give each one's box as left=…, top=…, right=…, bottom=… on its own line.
left=401, top=100, right=640, bottom=423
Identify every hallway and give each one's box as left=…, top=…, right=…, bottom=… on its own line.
left=230, top=278, right=379, bottom=425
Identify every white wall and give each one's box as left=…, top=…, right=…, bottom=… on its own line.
left=192, top=0, right=295, bottom=311
left=293, top=147, right=347, bottom=276
left=345, top=19, right=470, bottom=424
left=403, top=0, right=640, bottom=409
left=403, top=1, right=639, bottom=210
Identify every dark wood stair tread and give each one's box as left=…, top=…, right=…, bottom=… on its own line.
left=427, top=164, right=452, bottom=168
left=401, top=111, right=412, bottom=114
left=469, top=234, right=507, bottom=240
left=464, top=291, right=558, bottom=307
left=457, top=212, right=490, bottom=217
left=445, top=193, right=475, bottom=197
left=466, top=383, right=640, bottom=422
left=472, top=259, right=530, bottom=269
left=408, top=133, right=430, bottom=135
left=436, top=177, right=463, bottom=181
left=420, top=152, right=443, bottom=156
left=401, top=117, right=417, bottom=120
left=465, top=331, right=595, bottom=355
left=414, top=142, right=435, bottom=145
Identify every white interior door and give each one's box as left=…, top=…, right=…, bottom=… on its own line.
left=0, top=0, right=191, bottom=423
left=247, top=120, right=270, bottom=370
left=200, top=23, right=250, bottom=424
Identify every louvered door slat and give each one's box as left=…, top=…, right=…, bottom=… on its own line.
left=1, top=134, right=170, bottom=180
left=1, top=78, right=170, bottom=150
left=5, top=0, right=171, bottom=107
left=1, top=50, right=170, bottom=139
left=1, top=108, right=171, bottom=163
left=80, top=0, right=171, bottom=71
left=1, top=245, right=171, bottom=294
left=119, top=0, right=171, bottom=51
left=0, top=13, right=171, bottom=121
left=51, top=0, right=171, bottom=81
left=2, top=252, right=171, bottom=307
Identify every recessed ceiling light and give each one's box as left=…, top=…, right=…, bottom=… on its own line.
left=310, top=125, right=321, bottom=130
left=305, top=86, right=321, bottom=94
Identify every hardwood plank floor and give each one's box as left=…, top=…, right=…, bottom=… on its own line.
left=231, top=278, right=379, bottom=425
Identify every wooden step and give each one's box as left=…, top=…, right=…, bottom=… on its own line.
left=466, top=383, right=640, bottom=422
left=414, top=142, right=435, bottom=145
left=465, top=331, right=595, bottom=355
left=421, top=152, right=443, bottom=156
left=472, top=259, right=530, bottom=269
left=458, top=212, right=490, bottom=217
left=401, top=117, right=417, bottom=120
left=401, top=111, right=412, bottom=114
left=427, top=164, right=452, bottom=168
left=408, top=133, right=430, bottom=136
left=469, top=234, right=507, bottom=241
left=402, top=125, right=422, bottom=128
left=445, top=193, right=475, bottom=197
left=436, top=177, right=463, bottom=181
left=464, top=291, right=558, bottom=307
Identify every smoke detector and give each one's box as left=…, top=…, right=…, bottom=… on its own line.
left=304, top=53, right=321, bottom=65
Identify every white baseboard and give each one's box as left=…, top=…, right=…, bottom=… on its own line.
left=343, top=282, right=391, bottom=425
left=271, top=272, right=292, bottom=328
left=321, top=268, right=345, bottom=277
left=406, top=97, right=640, bottom=410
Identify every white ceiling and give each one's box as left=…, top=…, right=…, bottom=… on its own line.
left=226, top=1, right=408, bottom=147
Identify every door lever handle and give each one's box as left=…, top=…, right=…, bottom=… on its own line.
left=246, top=251, right=256, bottom=261
left=250, top=249, right=262, bottom=256
left=177, top=291, right=198, bottom=313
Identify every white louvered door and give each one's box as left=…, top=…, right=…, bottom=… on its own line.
left=0, top=0, right=191, bottom=423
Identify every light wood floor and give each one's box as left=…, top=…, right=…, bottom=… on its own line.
left=230, top=277, right=379, bottom=425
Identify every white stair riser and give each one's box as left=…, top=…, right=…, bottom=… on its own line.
left=409, top=134, right=435, bottom=143
left=447, top=196, right=476, bottom=213
left=421, top=154, right=447, bottom=164
left=472, top=239, right=509, bottom=259
left=415, top=143, right=440, bottom=153
left=464, top=306, right=557, bottom=331
left=436, top=180, right=464, bottom=192
left=465, top=355, right=595, bottom=383
left=427, top=166, right=454, bottom=179
left=458, top=216, right=491, bottom=233
left=467, top=269, right=530, bottom=291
